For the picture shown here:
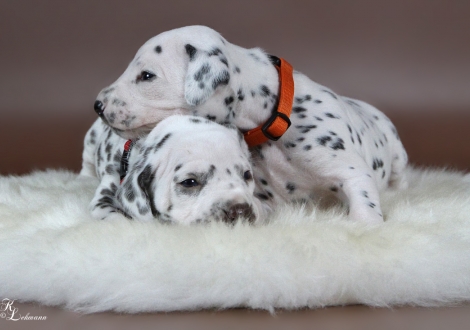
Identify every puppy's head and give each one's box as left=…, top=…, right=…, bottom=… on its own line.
left=115, top=115, right=261, bottom=225
left=94, top=25, right=244, bottom=139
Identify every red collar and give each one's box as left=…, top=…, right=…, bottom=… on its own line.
left=243, top=56, right=295, bottom=147
left=119, top=139, right=138, bottom=183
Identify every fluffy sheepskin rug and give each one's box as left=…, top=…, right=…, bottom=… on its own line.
left=0, top=168, right=470, bottom=313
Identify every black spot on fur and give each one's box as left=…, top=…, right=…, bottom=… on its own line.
left=212, top=71, right=230, bottom=89
left=331, top=139, right=345, bottom=150
left=185, top=44, right=197, bottom=61
left=325, top=113, right=340, bottom=119
left=220, top=57, right=228, bottom=67
left=317, top=136, right=332, bottom=146
left=356, top=133, right=362, bottom=145
left=256, top=193, right=270, bottom=201
left=138, top=165, right=158, bottom=217
left=286, top=183, right=296, bottom=194
left=105, top=164, right=114, bottom=175
left=208, top=48, right=222, bottom=56
left=372, top=158, right=384, bottom=171
left=113, top=150, right=121, bottom=163
left=194, top=63, right=210, bottom=81
left=249, top=52, right=262, bottom=62
left=102, top=87, right=115, bottom=95
left=295, top=125, right=317, bottom=133
left=224, top=96, right=234, bottom=105
left=295, top=95, right=312, bottom=104
left=260, top=85, right=270, bottom=97
left=322, top=89, right=338, bottom=99
left=284, top=142, right=296, bottom=149
left=237, top=89, right=245, bottom=101
left=154, top=133, right=172, bottom=151
left=155, top=45, right=162, bottom=54
left=96, top=196, right=114, bottom=210
left=125, top=188, right=136, bottom=202
left=346, top=99, right=360, bottom=107
left=293, top=106, right=307, bottom=113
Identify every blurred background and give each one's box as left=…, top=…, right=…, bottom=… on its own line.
left=1, top=0, right=469, bottom=174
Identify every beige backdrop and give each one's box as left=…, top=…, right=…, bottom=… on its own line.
left=1, top=0, right=469, bottom=119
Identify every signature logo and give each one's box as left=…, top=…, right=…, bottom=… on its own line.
left=0, top=299, right=47, bottom=321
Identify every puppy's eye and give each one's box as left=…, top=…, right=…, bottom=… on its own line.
left=179, top=178, right=199, bottom=188
left=243, top=170, right=253, bottom=181
left=138, top=71, right=156, bottom=82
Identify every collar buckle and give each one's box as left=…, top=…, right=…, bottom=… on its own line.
left=261, top=111, right=292, bottom=141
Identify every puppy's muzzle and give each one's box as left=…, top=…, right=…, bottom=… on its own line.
left=223, top=203, right=255, bottom=224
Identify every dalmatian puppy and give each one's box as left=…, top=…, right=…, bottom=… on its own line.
left=89, top=25, right=408, bottom=224
left=81, top=115, right=260, bottom=224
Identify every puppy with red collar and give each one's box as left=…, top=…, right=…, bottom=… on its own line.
left=81, top=115, right=260, bottom=224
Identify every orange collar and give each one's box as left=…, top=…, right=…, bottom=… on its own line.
left=243, top=56, right=295, bottom=147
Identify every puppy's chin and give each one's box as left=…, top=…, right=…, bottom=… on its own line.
left=111, top=126, right=153, bottom=140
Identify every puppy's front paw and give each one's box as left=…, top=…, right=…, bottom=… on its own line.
left=348, top=205, right=384, bottom=224
left=90, top=205, right=115, bottom=220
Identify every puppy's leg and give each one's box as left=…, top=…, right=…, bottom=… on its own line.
left=389, top=146, right=408, bottom=190
left=322, top=156, right=384, bottom=224
left=80, top=119, right=103, bottom=177
left=89, top=174, right=120, bottom=220
left=340, top=169, right=384, bottom=224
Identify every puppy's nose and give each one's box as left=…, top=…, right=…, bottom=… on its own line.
left=94, top=100, right=105, bottom=116
left=224, top=203, right=253, bottom=223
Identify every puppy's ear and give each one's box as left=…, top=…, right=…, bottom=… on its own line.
left=184, top=44, right=231, bottom=106
left=136, top=164, right=160, bottom=218
left=116, top=164, right=159, bottom=221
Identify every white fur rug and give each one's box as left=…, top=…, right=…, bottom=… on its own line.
left=0, top=168, right=470, bottom=313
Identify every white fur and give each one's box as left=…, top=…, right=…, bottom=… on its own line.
left=1, top=168, right=469, bottom=313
